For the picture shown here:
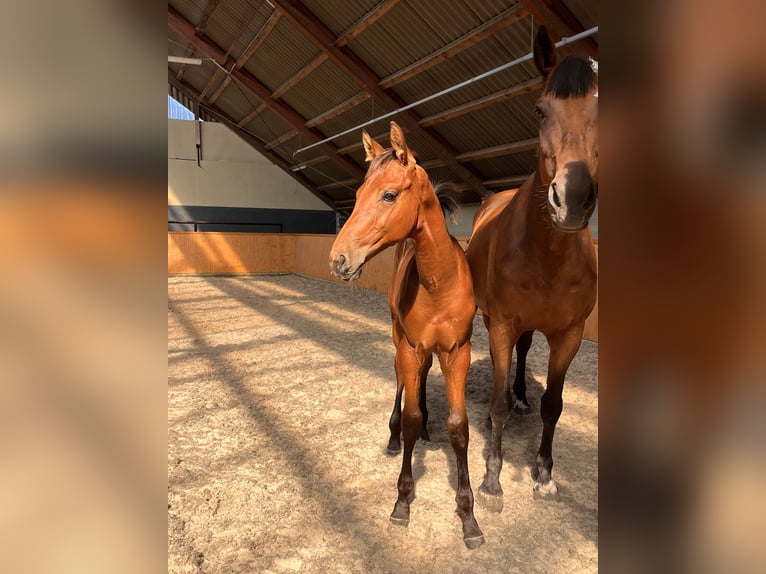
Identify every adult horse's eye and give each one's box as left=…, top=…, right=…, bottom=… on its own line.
left=382, top=191, right=398, bottom=203
left=534, top=106, right=546, bottom=119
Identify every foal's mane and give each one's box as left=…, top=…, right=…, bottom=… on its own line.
left=364, top=149, right=460, bottom=225
left=544, top=55, right=597, bottom=99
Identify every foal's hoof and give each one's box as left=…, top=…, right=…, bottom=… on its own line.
left=477, top=484, right=504, bottom=513
left=463, top=534, right=485, bottom=550
left=533, top=478, right=560, bottom=500
left=389, top=515, right=409, bottom=527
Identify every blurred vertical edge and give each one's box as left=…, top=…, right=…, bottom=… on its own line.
left=601, top=1, right=766, bottom=572
left=0, top=2, right=167, bottom=573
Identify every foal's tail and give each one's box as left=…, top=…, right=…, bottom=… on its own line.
left=433, top=181, right=460, bottom=225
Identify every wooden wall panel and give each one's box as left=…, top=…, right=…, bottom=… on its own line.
left=168, top=233, right=597, bottom=341
left=294, top=234, right=396, bottom=293
left=168, top=232, right=296, bottom=274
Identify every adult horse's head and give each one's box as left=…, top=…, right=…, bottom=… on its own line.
left=329, top=122, right=428, bottom=281
left=533, top=26, right=598, bottom=231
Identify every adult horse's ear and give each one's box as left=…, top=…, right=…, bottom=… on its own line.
left=389, top=121, right=414, bottom=167
left=362, top=130, right=384, bottom=162
left=533, top=26, right=557, bottom=79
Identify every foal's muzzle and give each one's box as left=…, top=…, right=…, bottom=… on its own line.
left=330, top=252, right=363, bottom=281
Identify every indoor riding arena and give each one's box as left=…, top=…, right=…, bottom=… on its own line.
left=168, top=2, right=598, bottom=573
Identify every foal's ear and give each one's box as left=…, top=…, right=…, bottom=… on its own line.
left=533, top=26, right=557, bottom=79
left=362, top=130, right=384, bottom=162
left=389, top=121, right=414, bottom=167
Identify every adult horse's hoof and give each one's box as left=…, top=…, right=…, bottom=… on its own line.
left=477, top=484, right=504, bottom=513
left=533, top=478, right=560, bottom=499
left=385, top=440, right=401, bottom=456
left=463, top=534, right=485, bottom=549
left=513, top=394, right=531, bottom=414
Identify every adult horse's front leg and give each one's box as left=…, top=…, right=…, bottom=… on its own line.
left=439, top=342, right=484, bottom=549
left=479, top=321, right=518, bottom=511
left=535, top=325, right=584, bottom=495
left=390, top=340, right=426, bottom=526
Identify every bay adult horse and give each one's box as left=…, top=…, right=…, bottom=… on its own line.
left=465, top=26, right=598, bottom=505
left=329, top=122, right=484, bottom=548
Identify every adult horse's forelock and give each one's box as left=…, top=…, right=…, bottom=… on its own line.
left=543, top=56, right=597, bottom=99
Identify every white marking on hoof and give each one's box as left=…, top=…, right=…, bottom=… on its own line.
left=533, top=479, right=559, bottom=496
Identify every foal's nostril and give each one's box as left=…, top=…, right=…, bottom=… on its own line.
left=338, top=253, right=346, bottom=267
left=551, top=182, right=562, bottom=208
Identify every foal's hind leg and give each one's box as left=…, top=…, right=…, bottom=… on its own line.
left=439, top=342, right=484, bottom=548
left=480, top=322, right=517, bottom=507
left=511, top=330, right=534, bottom=413
left=390, top=341, right=426, bottom=525
left=388, top=352, right=432, bottom=453
left=535, top=325, right=584, bottom=496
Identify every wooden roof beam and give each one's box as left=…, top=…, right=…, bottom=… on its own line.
left=518, top=0, right=598, bottom=58
left=379, top=5, right=527, bottom=89
left=174, top=45, right=197, bottom=81
left=270, top=0, right=488, bottom=198
left=271, top=53, right=328, bottom=99
left=168, top=6, right=366, bottom=182
left=207, top=11, right=282, bottom=106
left=456, top=138, right=539, bottom=163
left=419, top=76, right=543, bottom=127
left=305, top=92, right=371, bottom=128
left=237, top=103, right=267, bottom=127
left=335, top=0, right=400, bottom=47
left=265, top=129, right=299, bottom=150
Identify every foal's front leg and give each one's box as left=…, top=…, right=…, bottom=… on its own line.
left=390, top=340, right=427, bottom=526
left=387, top=353, right=431, bottom=453
left=440, top=342, right=484, bottom=549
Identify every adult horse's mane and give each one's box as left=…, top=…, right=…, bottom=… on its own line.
left=544, top=55, right=597, bottom=99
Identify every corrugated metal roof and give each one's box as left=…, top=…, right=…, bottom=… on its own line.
left=168, top=0, right=598, bottom=208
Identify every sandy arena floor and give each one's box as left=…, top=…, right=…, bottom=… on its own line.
left=168, top=274, right=597, bottom=573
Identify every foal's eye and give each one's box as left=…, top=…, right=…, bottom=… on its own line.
left=381, top=191, right=398, bottom=203
left=534, top=106, right=546, bottom=119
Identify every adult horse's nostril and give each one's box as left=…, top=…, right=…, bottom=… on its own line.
left=551, top=182, right=561, bottom=208
left=338, top=253, right=346, bottom=267
left=585, top=185, right=597, bottom=208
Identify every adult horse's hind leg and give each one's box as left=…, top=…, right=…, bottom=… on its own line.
left=387, top=353, right=432, bottom=453
left=535, top=325, right=584, bottom=496
left=439, top=342, right=484, bottom=549
left=390, top=340, right=426, bottom=526
left=511, top=330, right=534, bottom=413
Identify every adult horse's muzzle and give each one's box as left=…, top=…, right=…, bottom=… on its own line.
left=547, top=161, right=597, bottom=232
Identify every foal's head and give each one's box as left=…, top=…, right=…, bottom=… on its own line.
left=329, top=122, right=432, bottom=281
left=533, top=26, right=598, bottom=231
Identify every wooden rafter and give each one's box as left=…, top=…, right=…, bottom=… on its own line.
left=237, top=103, right=267, bottom=127
left=419, top=77, right=543, bottom=127
left=207, top=12, right=282, bottom=106
left=199, top=67, right=226, bottom=100
left=174, top=45, right=196, bottom=80
left=335, top=0, right=399, bottom=47
left=379, top=5, right=527, bottom=89
left=483, top=175, right=531, bottom=189
left=265, top=129, right=299, bottom=150
left=168, top=6, right=366, bottom=183
left=270, top=0, right=488, bottom=199
left=456, top=138, right=539, bottom=163
left=271, top=53, right=327, bottom=99
left=518, top=0, right=597, bottom=58
left=305, top=92, right=371, bottom=128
